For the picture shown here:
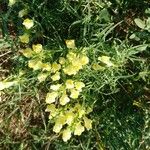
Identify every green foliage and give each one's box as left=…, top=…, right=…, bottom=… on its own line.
left=0, top=0, right=150, bottom=149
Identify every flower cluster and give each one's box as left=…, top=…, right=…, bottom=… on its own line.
left=4, top=3, right=93, bottom=142
left=46, top=103, right=92, bottom=142
left=62, top=51, right=89, bottom=75
left=20, top=38, right=92, bottom=142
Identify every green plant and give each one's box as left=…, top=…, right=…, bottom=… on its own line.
left=0, top=0, right=149, bottom=149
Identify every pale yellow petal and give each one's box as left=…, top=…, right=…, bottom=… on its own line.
left=21, top=48, right=34, bottom=58
left=74, top=123, right=85, bottom=136
left=37, top=73, right=48, bottom=82
left=51, top=62, right=61, bottom=73
left=23, top=18, right=34, bottom=29
left=70, top=89, right=79, bottom=99
left=32, top=44, right=43, bottom=53
left=51, top=72, right=60, bottom=81
left=65, top=79, right=74, bottom=89
left=62, top=128, right=72, bottom=142
left=50, top=84, right=61, bottom=91
left=19, top=33, right=29, bottom=43
left=45, top=92, right=58, bottom=104
left=59, top=94, right=70, bottom=105
left=83, top=117, right=92, bottom=130
left=65, top=40, right=75, bottom=49
left=8, top=0, right=16, bottom=6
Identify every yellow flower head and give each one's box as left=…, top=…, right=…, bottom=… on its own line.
left=80, top=55, right=89, bottom=65
left=63, top=66, right=78, bottom=75
left=45, top=104, right=56, bottom=112
left=65, top=112, right=74, bottom=125
left=78, top=109, right=85, bottom=118
left=70, top=89, right=79, bottom=99
left=50, top=84, right=62, bottom=91
left=51, top=62, right=61, bottom=73
left=65, top=79, right=74, bottom=89
left=65, top=40, right=75, bottom=49
left=74, top=123, right=85, bottom=136
left=0, top=81, right=17, bottom=91
left=19, top=33, right=29, bottom=43
left=98, top=55, right=114, bottom=67
left=67, top=52, right=76, bottom=61
left=8, top=0, right=16, bottom=6
left=53, top=123, right=62, bottom=133
left=59, top=57, right=66, bottom=65
left=51, top=72, right=60, bottom=81
left=45, top=104, right=58, bottom=119
left=83, top=117, right=92, bottom=130
left=75, top=81, right=85, bottom=91
left=32, top=44, right=43, bottom=53
left=23, top=18, right=34, bottom=29
left=37, top=73, right=48, bottom=82
left=21, top=48, right=34, bottom=58
left=42, top=63, right=51, bottom=71
left=46, top=92, right=58, bottom=104
left=56, top=115, right=66, bottom=125
left=59, top=94, right=70, bottom=105
left=72, top=59, right=82, bottom=68
left=18, top=9, right=28, bottom=18
left=62, top=128, right=72, bottom=142
left=92, top=63, right=103, bottom=70
left=28, top=60, right=43, bottom=70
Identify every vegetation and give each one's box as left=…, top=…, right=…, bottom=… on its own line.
left=0, top=0, right=150, bottom=149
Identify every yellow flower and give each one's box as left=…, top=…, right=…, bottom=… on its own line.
left=28, top=60, right=43, bottom=70
left=74, top=103, right=82, bottom=110
left=19, top=33, right=29, bottom=43
left=51, top=62, right=61, bottom=73
left=70, top=89, right=79, bottom=99
left=56, top=115, right=66, bottom=125
left=37, top=73, right=48, bottom=82
left=63, top=66, right=78, bottom=75
left=65, top=112, right=74, bottom=125
left=23, top=18, right=34, bottom=29
left=42, top=63, right=51, bottom=71
left=21, top=48, right=34, bottom=58
left=59, top=94, right=70, bottom=105
left=92, top=63, right=103, bottom=70
left=75, top=81, right=85, bottom=91
left=62, top=128, right=72, bottom=142
left=50, top=84, right=61, bottom=91
left=45, top=104, right=58, bottom=119
left=0, top=81, right=17, bottom=91
left=74, top=123, right=85, bottom=136
left=65, top=79, right=74, bottom=89
left=53, top=115, right=66, bottom=133
left=78, top=109, right=85, bottom=118
left=72, top=59, right=82, bottom=68
left=59, top=57, right=66, bottom=65
left=65, top=40, right=75, bottom=49
left=45, top=92, right=58, bottom=104
left=45, top=104, right=56, bottom=112
left=51, top=72, right=60, bottom=81
left=8, top=0, right=16, bottom=6
left=83, top=117, right=92, bottom=130
left=98, top=56, right=114, bottom=67
left=67, top=52, right=76, bottom=61
left=80, top=55, right=89, bottom=65
left=32, top=44, right=43, bottom=53
left=53, top=123, right=63, bottom=133
left=18, top=9, right=28, bottom=18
